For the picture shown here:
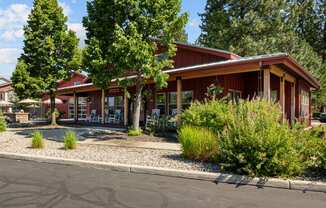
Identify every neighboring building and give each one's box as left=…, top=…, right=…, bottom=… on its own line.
left=56, top=42, right=319, bottom=126
left=0, top=76, right=16, bottom=112
left=42, top=72, right=88, bottom=119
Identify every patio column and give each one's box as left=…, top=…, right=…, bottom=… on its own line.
left=291, top=82, right=296, bottom=122
left=101, top=89, right=105, bottom=124
left=263, top=68, right=271, bottom=101
left=176, top=77, right=182, bottom=126
left=279, top=76, right=285, bottom=118
left=73, top=92, right=78, bottom=122
left=124, top=89, right=129, bottom=127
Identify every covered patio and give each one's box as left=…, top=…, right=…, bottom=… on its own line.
left=55, top=53, right=319, bottom=127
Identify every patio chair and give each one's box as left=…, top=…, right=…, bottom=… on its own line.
left=114, top=110, right=122, bottom=124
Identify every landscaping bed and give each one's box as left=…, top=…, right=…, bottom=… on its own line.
left=0, top=130, right=218, bottom=173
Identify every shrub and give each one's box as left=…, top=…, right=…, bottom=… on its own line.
left=217, top=99, right=302, bottom=177
left=32, top=131, right=44, bottom=149
left=128, top=128, right=142, bottom=136
left=302, top=137, right=326, bottom=171
left=0, top=113, right=6, bottom=132
left=64, top=131, right=77, bottom=150
left=178, top=125, right=218, bottom=161
left=181, top=100, right=228, bottom=134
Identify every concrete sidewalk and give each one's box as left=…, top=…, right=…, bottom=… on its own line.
left=79, top=139, right=181, bottom=151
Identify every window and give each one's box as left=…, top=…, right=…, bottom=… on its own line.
left=74, top=81, right=81, bottom=86
left=0, top=93, right=3, bottom=101
left=271, top=90, right=278, bottom=103
left=227, top=89, right=241, bottom=104
left=156, top=93, right=166, bottom=115
left=68, top=98, right=75, bottom=119
left=182, top=91, right=193, bottom=109
left=168, top=92, right=177, bottom=115
left=105, top=96, right=124, bottom=123
left=301, top=90, right=309, bottom=118
left=78, top=97, right=87, bottom=119
left=168, top=91, right=193, bottom=115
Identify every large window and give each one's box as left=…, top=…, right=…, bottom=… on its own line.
left=156, top=93, right=166, bottom=115
left=301, top=90, right=309, bottom=118
left=77, top=97, right=87, bottom=120
left=168, top=91, right=193, bottom=115
left=105, top=96, right=124, bottom=123
left=68, top=97, right=87, bottom=120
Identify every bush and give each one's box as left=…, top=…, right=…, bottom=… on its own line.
left=302, top=137, right=326, bottom=171
left=0, top=113, right=6, bottom=132
left=180, top=99, right=305, bottom=177
left=128, top=128, right=142, bottom=136
left=217, top=99, right=302, bottom=177
left=178, top=125, right=218, bottom=161
left=32, top=131, right=44, bottom=149
left=64, top=131, right=77, bottom=150
left=182, top=100, right=228, bottom=134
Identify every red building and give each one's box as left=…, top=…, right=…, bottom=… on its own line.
left=43, top=72, right=88, bottom=119
left=55, top=42, right=319, bottom=126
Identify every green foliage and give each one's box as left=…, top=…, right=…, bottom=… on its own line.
left=128, top=128, right=142, bottom=137
left=181, top=99, right=305, bottom=177
left=218, top=100, right=302, bottom=177
left=198, top=0, right=325, bottom=108
left=64, top=131, right=77, bottom=150
left=32, top=131, right=44, bottom=149
left=84, top=0, right=188, bottom=130
left=178, top=125, right=218, bottom=161
left=11, top=0, right=80, bottom=124
left=181, top=100, right=228, bottom=134
left=0, top=113, right=6, bottom=132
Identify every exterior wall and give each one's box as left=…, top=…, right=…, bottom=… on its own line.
left=173, top=47, right=226, bottom=68
left=43, top=73, right=87, bottom=119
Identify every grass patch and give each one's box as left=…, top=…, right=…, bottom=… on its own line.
left=178, top=125, right=218, bottom=161
left=64, top=131, right=77, bottom=150
left=128, top=128, right=142, bottom=136
left=32, top=131, right=44, bottom=149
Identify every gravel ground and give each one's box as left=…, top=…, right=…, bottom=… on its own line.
left=0, top=130, right=219, bottom=173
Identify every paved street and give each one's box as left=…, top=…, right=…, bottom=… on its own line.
left=0, top=158, right=324, bottom=208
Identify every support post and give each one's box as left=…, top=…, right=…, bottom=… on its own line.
left=263, top=68, right=271, bottom=101
left=279, top=76, right=285, bottom=119
left=176, top=77, right=182, bottom=126
left=101, top=89, right=105, bottom=124
left=73, top=92, right=78, bottom=122
left=291, top=82, right=296, bottom=122
left=124, top=89, right=129, bottom=127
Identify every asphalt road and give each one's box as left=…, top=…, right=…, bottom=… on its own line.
left=0, top=158, right=325, bottom=208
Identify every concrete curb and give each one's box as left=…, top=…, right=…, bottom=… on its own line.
left=0, top=151, right=325, bottom=193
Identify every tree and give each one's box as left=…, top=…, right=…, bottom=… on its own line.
left=176, top=29, right=188, bottom=43
left=110, top=0, right=188, bottom=130
left=289, top=0, right=326, bottom=62
left=198, top=0, right=325, bottom=108
left=82, top=0, right=121, bottom=90
left=11, top=0, right=80, bottom=125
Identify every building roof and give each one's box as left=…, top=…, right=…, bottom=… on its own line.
left=57, top=53, right=320, bottom=93
left=175, top=42, right=241, bottom=60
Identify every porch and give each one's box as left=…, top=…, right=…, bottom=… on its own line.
left=56, top=63, right=309, bottom=127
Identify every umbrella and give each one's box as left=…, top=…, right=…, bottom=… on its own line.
left=0, top=100, right=13, bottom=107
left=18, top=98, right=40, bottom=104
left=43, top=98, right=63, bottom=105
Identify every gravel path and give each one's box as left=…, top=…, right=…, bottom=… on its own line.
left=0, top=130, right=219, bottom=173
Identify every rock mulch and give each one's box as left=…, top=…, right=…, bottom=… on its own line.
left=0, top=130, right=219, bottom=173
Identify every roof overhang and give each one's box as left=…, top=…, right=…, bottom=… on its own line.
left=56, top=53, right=320, bottom=95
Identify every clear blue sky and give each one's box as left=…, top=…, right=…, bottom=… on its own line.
left=0, top=0, right=206, bottom=79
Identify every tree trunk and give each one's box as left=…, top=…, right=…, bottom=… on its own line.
left=132, top=82, right=143, bottom=130
left=50, top=92, right=57, bottom=126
